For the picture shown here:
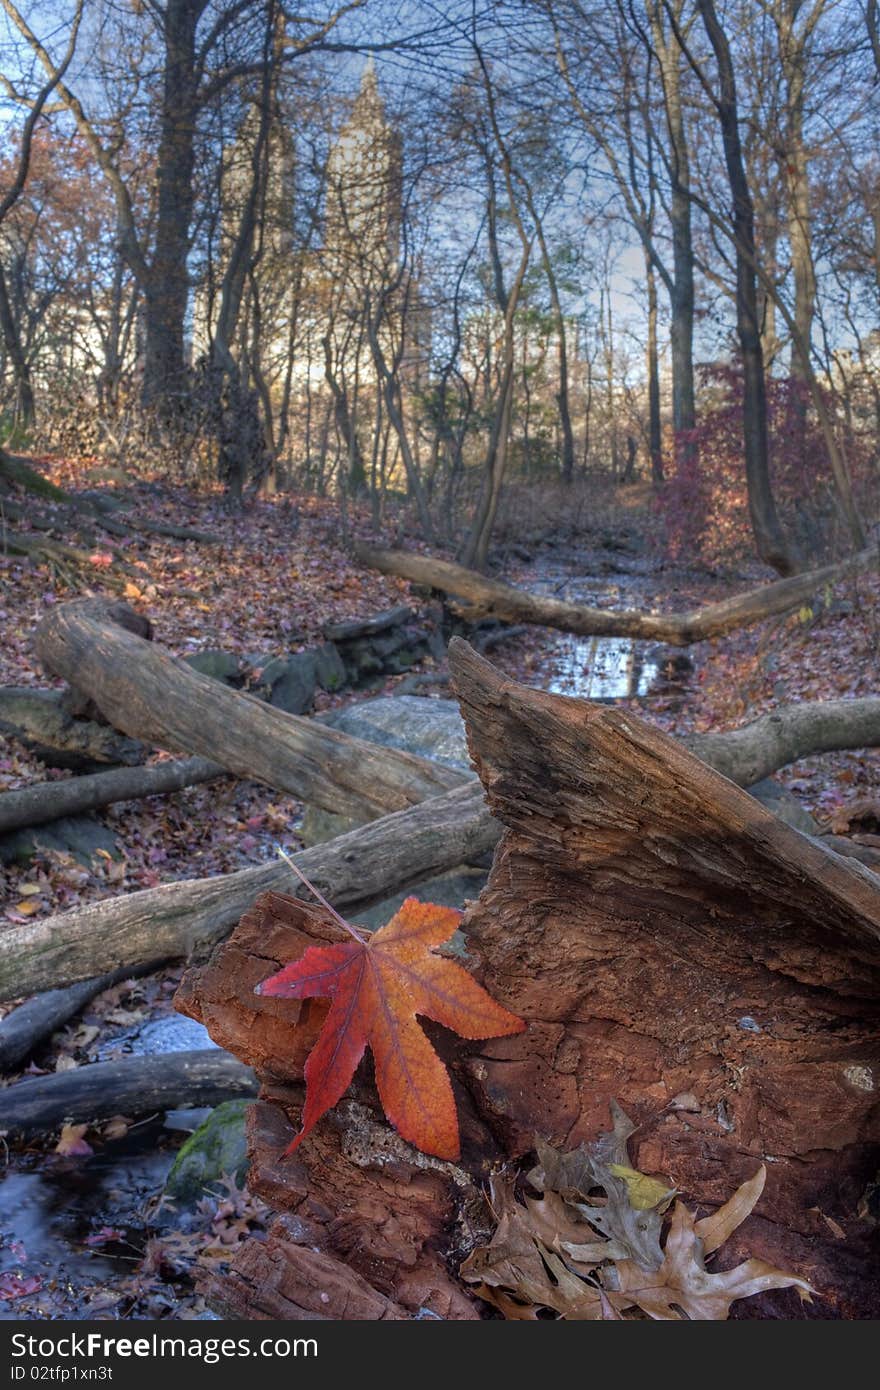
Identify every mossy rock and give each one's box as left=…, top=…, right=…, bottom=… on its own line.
left=163, top=1099, right=251, bottom=1208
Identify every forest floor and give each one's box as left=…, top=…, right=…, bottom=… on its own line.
left=2, top=455, right=879, bottom=1317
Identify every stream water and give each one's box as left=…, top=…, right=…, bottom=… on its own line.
left=525, top=558, right=667, bottom=702
left=0, top=1125, right=178, bottom=1319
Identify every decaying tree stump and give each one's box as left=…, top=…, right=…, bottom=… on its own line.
left=177, top=639, right=880, bottom=1319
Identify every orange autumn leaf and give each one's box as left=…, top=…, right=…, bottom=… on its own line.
left=256, top=896, right=525, bottom=1160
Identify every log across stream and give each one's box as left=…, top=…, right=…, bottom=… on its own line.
left=523, top=557, right=665, bottom=699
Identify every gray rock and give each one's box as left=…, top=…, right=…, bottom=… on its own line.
left=747, top=778, right=820, bottom=836
left=162, top=1099, right=250, bottom=1208
left=324, top=605, right=413, bottom=643
left=0, top=815, right=121, bottom=867
left=262, top=652, right=318, bottom=715
left=313, top=642, right=347, bottom=692
left=183, top=650, right=242, bottom=684
left=319, top=696, right=473, bottom=773
left=299, top=696, right=473, bottom=846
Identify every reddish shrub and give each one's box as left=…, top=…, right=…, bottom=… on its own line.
left=658, top=363, right=875, bottom=566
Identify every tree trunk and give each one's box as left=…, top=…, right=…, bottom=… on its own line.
left=697, top=0, right=797, bottom=576
left=140, top=0, right=203, bottom=410
left=353, top=541, right=878, bottom=646
left=0, top=756, right=221, bottom=835
left=0, top=962, right=158, bottom=1072
left=646, top=255, right=664, bottom=484
left=34, top=599, right=462, bottom=820
left=0, top=686, right=146, bottom=770
left=178, top=640, right=880, bottom=1319
left=0, top=262, right=35, bottom=426
left=650, top=3, right=696, bottom=453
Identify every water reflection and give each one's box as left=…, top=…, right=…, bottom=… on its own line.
left=547, top=633, right=659, bottom=701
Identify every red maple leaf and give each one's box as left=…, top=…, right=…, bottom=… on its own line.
left=257, top=893, right=525, bottom=1161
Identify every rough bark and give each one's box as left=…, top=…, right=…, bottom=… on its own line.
left=1, top=1049, right=257, bottom=1137
left=0, top=756, right=221, bottom=835
left=354, top=542, right=878, bottom=646
left=179, top=640, right=880, bottom=1320
left=0, top=686, right=146, bottom=769
left=0, top=782, right=494, bottom=1002
left=34, top=599, right=463, bottom=819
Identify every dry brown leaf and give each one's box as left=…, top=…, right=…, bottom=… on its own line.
left=607, top=1200, right=814, bottom=1320
left=694, top=1164, right=765, bottom=1255
left=522, top=1190, right=614, bottom=1259
left=460, top=1180, right=604, bottom=1318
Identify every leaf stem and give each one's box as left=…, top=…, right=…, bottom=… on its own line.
left=275, top=846, right=367, bottom=943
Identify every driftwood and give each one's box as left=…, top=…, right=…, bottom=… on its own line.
left=0, top=755, right=222, bottom=835
left=354, top=541, right=879, bottom=646
left=1, top=1049, right=257, bottom=1136
left=0, top=686, right=145, bottom=769
left=179, top=639, right=880, bottom=1320
left=0, top=963, right=161, bottom=1072
left=0, top=782, right=495, bottom=1002
left=35, top=599, right=462, bottom=820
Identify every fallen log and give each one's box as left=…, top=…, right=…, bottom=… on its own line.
left=0, top=755, right=222, bottom=835
left=35, top=599, right=463, bottom=821
left=1, top=1049, right=257, bottom=1137
left=684, top=697, right=880, bottom=788
left=353, top=541, right=879, bottom=646
left=0, top=686, right=146, bottom=769
left=0, top=781, right=495, bottom=1002
left=0, top=962, right=164, bottom=1072
left=5, top=682, right=880, bottom=1003
left=180, top=639, right=880, bottom=1320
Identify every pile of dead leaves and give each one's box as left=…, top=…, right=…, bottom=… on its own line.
left=461, top=1103, right=814, bottom=1320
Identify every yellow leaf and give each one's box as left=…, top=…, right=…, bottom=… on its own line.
left=798, top=605, right=813, bottom=623
left=14, top=898, right=40, bottom=916
left=17, top=882, right=41, bottom=895
left=608, top=1163, right=676, bottom=1211
left=123, top=581, right=143, bottom=600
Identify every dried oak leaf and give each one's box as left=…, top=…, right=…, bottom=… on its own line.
left=256, top=896, right=525, bottom=1161
left=460, top=1178, right=603, bottom=1319
left=606, top=1188, right=815, bottom=1320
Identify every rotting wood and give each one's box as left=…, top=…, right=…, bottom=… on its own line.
left=353, top=541, right=878, bottom=646
left=5, top=674, right=880, bottom=1003
left=179, top=639, right=880, bottom=1320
